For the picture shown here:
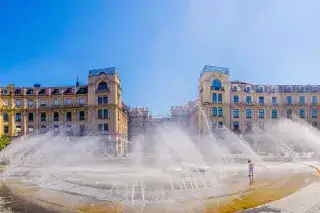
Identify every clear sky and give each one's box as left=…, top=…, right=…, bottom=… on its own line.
left=1, top=0, right=320, bottom=115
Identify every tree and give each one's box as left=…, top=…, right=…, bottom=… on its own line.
left=0, top=135, right=12, bottom=151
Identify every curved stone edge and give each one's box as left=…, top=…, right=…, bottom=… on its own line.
left=1, top=181, right=80, bottom=213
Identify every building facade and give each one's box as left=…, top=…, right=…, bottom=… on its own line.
left=0, top=67, right=128, bottom=154
left=198, top=65, right=320, bottom=134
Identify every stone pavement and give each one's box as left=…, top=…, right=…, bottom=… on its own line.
left=243, top=182, right=320, bottom=213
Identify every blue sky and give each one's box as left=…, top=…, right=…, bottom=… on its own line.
left=1, top=0, right=320, bottom=115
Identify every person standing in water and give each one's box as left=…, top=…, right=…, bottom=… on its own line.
left=248, top=160, right=254, bottom=177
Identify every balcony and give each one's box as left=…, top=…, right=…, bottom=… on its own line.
left=233, top=116, right=239, bottom=118
left=96, top=87, right=110, bottom=93
left=246, top=116, right=252, bottom=119
left=258, top=102, right=265, bottom=106
left=245, top=102, right=254, bottom=106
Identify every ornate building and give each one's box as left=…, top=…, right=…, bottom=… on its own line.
left=198, top=65, right=320, bottom=134
left=0, top=67, right=128, bottom=154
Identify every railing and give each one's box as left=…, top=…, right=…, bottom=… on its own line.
left=96, top=88, right=110, bottom=93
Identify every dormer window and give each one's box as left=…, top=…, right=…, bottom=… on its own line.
left=257, top=86, right=264, bottom=93
left=14, top=89, right=22, bottom=95
left=299, top=86, right=305, bottom=92
left=1, top=89, right=9, bottom=95
left=26, top=89, right=34, bottom=95
left=232, top=85, right=238, bottom=92
left=63, top=88, right=73, bottom=95
left=245, top=86, right=251, bottom=93
left=38, top=89, right=46, bottom=95
left=270, top=86, right=278, bottom=93
left=286, top=86, right=292, bottom=93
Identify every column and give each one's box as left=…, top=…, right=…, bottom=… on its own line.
left=23, top=112, right=27, bottom=135
left=8, top=111, right=15, bottom=136
left=0, top=111, right=3, bottom=136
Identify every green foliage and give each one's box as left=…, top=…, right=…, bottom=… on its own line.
left=0, top=135, right=12, bottom=151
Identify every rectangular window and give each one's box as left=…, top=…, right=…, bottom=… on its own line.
left=103, top=109, right=108, bottom=118
left=217, top=94, right=222, bottom=103
left=53, top=112, right=59, bottom=121
left=4, top=126, right=9, bottom=134
left=212, top=93, right=217, bottom=103
left=259, top=109, right=264, bottom=119
left=98, top=109, right=102, bottom=119
left=98, top=96, right=108, bottom=105
left=218, top=107, right=223, bottom=117
left=246, top=96, right=252, bottom=104
left=233, top=109, right=239, bottom=118
left=40, top=112, right=46, bottom=121
left=233, top=121, right=239, bottom=131
left=28, top=99, right=34, bottom=106
left=272, top=109, right=277, bottom=119
left=312, top=96, right=318, bottom=104
left=287, top=109, right=292, bottom=118
left=299, top=109, right=305, bottom=118
left=258, top=97, right=264, bottom=104
left=66, top=112, right=72, bottom=121
left=40, top=99, right=46, bottom=106
left=15, top=113, right=21, bottom=122
left=233, top=95, right=239, bottom=103
left=79, top=111, right=85, bottom=120
left=79, top=98, right=85, bottom=105
left=15, top=99, right=21, bottom=106
left=272, top=97, right=277, bottom=105
left=246, top=109, right=252, bottom=118
left=299, top=96, right=305, bottom=104
left=212, top=107, right=217, bottom=116
left=28, top=113, right=34, bottom=121
left=103, top=123, right=109, bottom=131
left=286, top=96, right=292, bottom=104
left=65, top=98, right=72, bottom=105
left=312, top=109, right=317, bottom=118
left=3, top=99, right=9, bottom=106
left=98, top=124, right=103, bottom=131
left=53, top=99, right=59, bottom=105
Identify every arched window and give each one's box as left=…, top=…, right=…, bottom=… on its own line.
left=212, top=79, right=222, bottom=90
left=97, top=82, right=108, bottom=91
left=3, top=112, right=9, bottom=122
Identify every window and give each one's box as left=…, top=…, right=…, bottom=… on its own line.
left=212, top=107, right=217, bottom=116
left=218, top=107, right=223, bottom=117
left=286, top=96, right=292, bottom=104
left=299, top=96, right=305, bottom=104
left=79, top=98, right=85, bottom=105
left=217, top=94, right=223, bottom=103
left=79, top=111, right=85, bottom=120
left=53, top=112, right=59, bottom=121
left=245, top=86, right=251, bottom=92
left=28, top=99, right=34, bottom=106
left=233, top=121, right=239, bottom=131
left=103, top=109, right=108, bottom=118
left=3, top=112, right=8, bottom=122
left=65, top=98, right=72, bottom=105
left=212, top=79, right=222, bottom=90
left=98, top=109, right=103, bottom=119
left=40, top=99, right=46, bottom=106
left=98, top=96, right=108, bottom=104
left=233, top=109, right=239, bottom=118
left=66, top=112, right=72, bottom=121
left=312, top=96, right=318, bottom=104
left=257, top=86, right=264, bottom=93
left=97, top=82, right=108, bottom=91
left=287, top=109, right=292, bottom=118
left=232, top=86, right=238, bottom=92
left=272, top=97, right=277, bottom=105
left=233, top=95, right=239, bottom=103
left=4, top=126, right=9, bottom=134
left=246, top=122, right=252, bottom=131
left=312, top=109, right=317, bottom=118
left=40, top=112, right=46, bottom=121
left=259, top=109, right=264, bottom=119
left=258, top=96, right=264, bottom=105
left=53, top=99, right=59, bottom=105
left=15, top=99, right=21, bottom=106
left=246, top=96, right=252, bottom=104
left=212, top=93, right=217, bottom=103
left=286, top=86, right=292, bottom=92
left=272, top=109, right=277, bottom=119
left=299, top=109, right=305, bottom=118
left=3, top=99, right=9, bottom=106
left=98, top=124, right=103, bottom=131
left=28, top=113, right=34, bottom=121
left=103, top=123, right=109, bottom=132
left=246, top=109, right=252, bottom=118
left=15, top=113, right=21, bottom=122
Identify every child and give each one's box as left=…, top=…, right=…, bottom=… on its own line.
left=248, top=160, right=254, bottom=177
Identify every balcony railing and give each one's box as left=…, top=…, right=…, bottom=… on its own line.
left=96, top=87, right=110, bottom=93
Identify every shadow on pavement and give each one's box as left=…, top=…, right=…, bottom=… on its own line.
left=241, top=205, right=281, bottom=212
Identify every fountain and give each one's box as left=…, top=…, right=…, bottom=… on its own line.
left=0, top=114, right=319, bottom=212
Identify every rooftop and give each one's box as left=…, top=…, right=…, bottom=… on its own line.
left=200, top=65, right=229, bottom=77
left=88, top=67, right=121, bottom=80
